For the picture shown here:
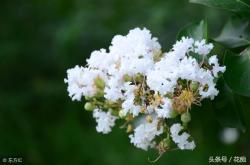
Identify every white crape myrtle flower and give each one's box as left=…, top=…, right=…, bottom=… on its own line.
left=120, top=57, right=154, bottom=76
left=177, top=56, right=201, bottom=81
left=172, top=37, right=194, bottom=59
left=87, top=48, right=115, bottom=72
left=109, top=27, right=161, bottom=76
left=64, top=65, right=85, bottom=101
left=146, top=53, right=179, bottom=95
left=198, top=82, right=219, bottom=100
left=170, top=123, right=196, bottom=150
left=156, top=98, right=174, bottom=118
left=147, top=37, right=225, bottom=100
left=120, top=83, right=141, bottom=117
left=109, top=28, right=161, bottom=60
left=194, top=39, right=214, bottom=56
left=129, top=118, right=163, bottom=150
left=209, top=55, right=226, bottom=78
left=104, top=76, right=124, bottom=101
left=191, top=68, right=218, bottom=100
left=64, top=65, right=105, bottom=101
left=177, top=56, right=219, bottom=100
left=103, top=27, right=162, bottom=101
left=93, top=109, right=117, bottom=134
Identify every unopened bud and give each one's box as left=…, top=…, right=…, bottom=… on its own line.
left=123, top=74, right=132, bottom=82
left=125, top=114, right=133, bottom=121
left=158, top=137, right=170, bottom=153
left=135, top=73, right=143, bottom=83
left=119, top=110, right=126, bottom=118
left=190, top=81, right=199, bottom=91
left=169, top=109, right=178, bottom=118
left=181, top=112, right=191, bottom=123
left=84, top=102, right=95, bottom=111
left=140, top=107, right=146, bottom=113
left=146, top=115, right=153, bottom=123
left=126, top=124, right=133, bottom=133
left=95, top=90, right=104, bottom=98
left=85, top=96, right=92, bottom=100
left=94, top=77, right=105, bottom=89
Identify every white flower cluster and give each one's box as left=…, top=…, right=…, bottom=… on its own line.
left=64, top=27, right=226, bottom=154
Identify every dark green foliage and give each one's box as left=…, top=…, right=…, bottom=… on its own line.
left=224, top=48, right=250, bottom=97
left=215, top=18, right=250, bottom=48
left=177, top=20, right=208, bottom=41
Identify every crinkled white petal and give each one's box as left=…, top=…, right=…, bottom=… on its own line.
left=194, top=39, right=213, bottom=56
left=156, top=98, right=174, bottom=118
left=172, top=37, right=194, bottom=59
left=209, top=55, right=226, bottom=77
left=87, top=49, right=115, bottom=72
left=170, top=123, right=196, bottom=150
left=120, top=83, right=141, bottom=117
left=64, top=65, right=105, bottom=101
left=129, top=118, right=163, bottom=150
left=93, top=109, right=117, bottom=134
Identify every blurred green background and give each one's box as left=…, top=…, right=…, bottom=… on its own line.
left=1, top=0, right=249, bottom=164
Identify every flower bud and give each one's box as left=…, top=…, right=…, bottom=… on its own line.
left=84, top=102, right=95, bottom=111
left=123, top=74, right=132, bottom=82
left=94, top=77, right=105, bottom=89
left=126, top=114, right=134, bottom=121
left=158, top=137, right=170, bottom=153
left=119, top=110, right=126, bottom=118
left=153, top=50, right=162, bottom=62
left=146, top=115, right=153, bottom=123
left=135, top=73, right=143, bottom=83
left=85, top=96, right=92, bottom=100
left=162, top=137, right=171, bottom=147
left=181, top=112, right=191, bottom=123
left=95, top=90, right=104, bottom=98
left=169, top=109, right=178, bottom=118
left=140, top=107, right=146, bottom=113
left=190, top=81, right=199, bottom=91
left=126, top=124, right=133, bottom=133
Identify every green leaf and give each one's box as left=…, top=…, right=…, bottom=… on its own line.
left=214, top=18, right=250, bottom=48
left=224, top=47, right=250, bottom=97
left=177, top=20, right=208, bottom=41
left=213, top=80, right=246, bottom=132
left=189, top=0, right=250, bottom=16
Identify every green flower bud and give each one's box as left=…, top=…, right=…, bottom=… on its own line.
left=111, top=109, right=119, bottom=116
left=146, top=115, right=153, bottom=123
left=84, top=102, right=95, bottom=111
left=170, top=109, right=178, bottom=118
left=126, top=124, right=133, bottom=133
left=85, top=96, right=92, bottom=101
left=163, top=137, right=171, bottom=147
left=135, top=73, right=143, bottom=83
left=158, top=137, right=171, bottom=153
left=123, top=74, right=132, bottom=82
left=95, top=90, right=104, bottom=98
left=119, top=110, right=126, bottom=118
left=94, top=77, right=105, bottom=90
left=190, top=81, right=199, bottom=91
left=181, top=112, right=191, bottom=123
